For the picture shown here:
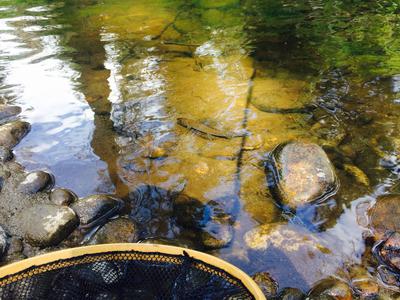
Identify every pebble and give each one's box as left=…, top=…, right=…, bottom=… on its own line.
left=307, top=278, right=352, bottom=300
left=18, top=171, right=54, bottom=194
left=278, top=287, right=305, bottom=300
left=20, top=204, right=78, bottom=247
left=251, top=272, right=278, bottom=298
left=50, top=188, right=77, bottom=206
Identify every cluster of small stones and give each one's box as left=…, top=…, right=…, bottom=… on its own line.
left=0, top=104, right=128, bottom=264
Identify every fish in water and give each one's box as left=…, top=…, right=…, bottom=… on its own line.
left=251, top=102, right=317, bottom=114
left=177, top=118, right=246, bottom=139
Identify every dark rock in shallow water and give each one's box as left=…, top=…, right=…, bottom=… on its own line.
left=71, top=195, right=124, bottom=229
left=50, top=188, right=77, bottom=206
left=307, top=278, right=352, bottom=300
left=251, top=272, right=278, bottom=298
left=377, top=232, right=400, bottom=273
left=200, top=222, right=233, bottom=249
left=0, top=120, right=30, bottom=149
left=351, top=278, right=379, bottom=300
left=369, top=194, right=400, bottom=240
left=18, top=171, right=54, bottom=194
left=90, top=218, right=138, bottom=244
left=266, top=141, right=339, bottom=209
left=0, top=105, right=21, bottom=121
left=20, top=204, right=78, bottom=247
left=278, top=287, right=305, bottom=300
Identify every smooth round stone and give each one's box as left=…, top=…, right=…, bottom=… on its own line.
left=266, top=141, right=339, bottom=209
left=90, top=218, right=138, bottom=244
left=251, top=272, right=278, bottom=298
left=0, top=105, right=21, bottom=121
left=307, top=278, right=352, bottom=300
left=369, top=194, right=400, bottom=240
left=18, top=171, right=54, bottom=194
left=0, top=121, right=30, bottom=149
left=278, top=287, right=305, bottom=300
left=20, top=204, right=78, bottom=247
left=50, top=188, right=77, bottom=206
left=71, top=195, right=124, bottom=229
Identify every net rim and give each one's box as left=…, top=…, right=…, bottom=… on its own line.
left=0, top=243, right=266, bottom=299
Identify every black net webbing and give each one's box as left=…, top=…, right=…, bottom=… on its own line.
left=0, top=250, right=255, bottom=300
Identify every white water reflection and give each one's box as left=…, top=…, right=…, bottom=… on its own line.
left=0, top=3, right=114, bottom=196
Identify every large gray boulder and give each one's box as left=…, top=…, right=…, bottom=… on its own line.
left=265, top=141, right=339, bottom=209
left=20, top=204, right=78, bottom=247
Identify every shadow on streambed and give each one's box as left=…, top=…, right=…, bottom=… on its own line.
left=128, top=185, right=236, bottom=250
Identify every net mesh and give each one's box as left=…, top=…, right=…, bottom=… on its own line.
left=0, top=249, right=255, bottom=299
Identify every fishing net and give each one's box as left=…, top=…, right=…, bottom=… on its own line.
left=0, top=244, right=264, bottom=300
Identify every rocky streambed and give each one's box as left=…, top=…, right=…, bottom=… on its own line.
left=0, top=101, right=398, bottom=299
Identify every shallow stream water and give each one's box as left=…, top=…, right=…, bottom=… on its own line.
left=1, top=0, right=400, bottom=293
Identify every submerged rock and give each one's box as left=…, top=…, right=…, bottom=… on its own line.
left=18, top=171, right=54, bottom=194
left=265, top=141, right=339, bottom=209
left=278, top=287, right=305, bottom=300
left=378, top=232, right=400, bottom=273
left=71, top=195, right=124, bottom=229
left=0, top=121, right=30, bottom=149
left=20, top=204, right=78, bottom=247
left=201, top=222, right=233, bottom=249
left=251, top=272, right=278, bottom=298
left=307, top=278, right=352, bottom=300
left=90, top=218, right=138, bottom=244
left=0, top=105, right=21, bottom=121
left=351, top=278, right=379, bottom=299
left=369, top=194, right=400, bottom=240
left=50, top=188, right=77, bottom=206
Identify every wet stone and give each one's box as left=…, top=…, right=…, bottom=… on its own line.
left=18, top=171, right=54, bottom=194
left=71, top=194, right=124, bottom=229
left=0, top=147, right=12, bottom=162
left=278, top=287, right=305, bottom=300
left=0, top=105, right=21, bottom=121
left=90, top=218, right=138, bottom=244
left=200, top=222, right=233, bottom=249
left=50, top=188, right=77, bottom=206
left=378, top=232, right=400, bottom=273
left=0, top=120, right=30, bottom=149
left=0, top=225, right=8, bottom=259
left=266, top=141, right=339, bottom=209
left=20, top=204, right=78, bottom=247
left=369, top=194, right=400, bottom=240
left=251, top=272, right=278, bottom=298
left=307, top=278, right=352, bottom=300
left=351, top=278, right=379, bottom=300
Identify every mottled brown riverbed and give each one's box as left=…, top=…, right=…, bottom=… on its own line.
left=1, top=0, right=400, bottom=296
